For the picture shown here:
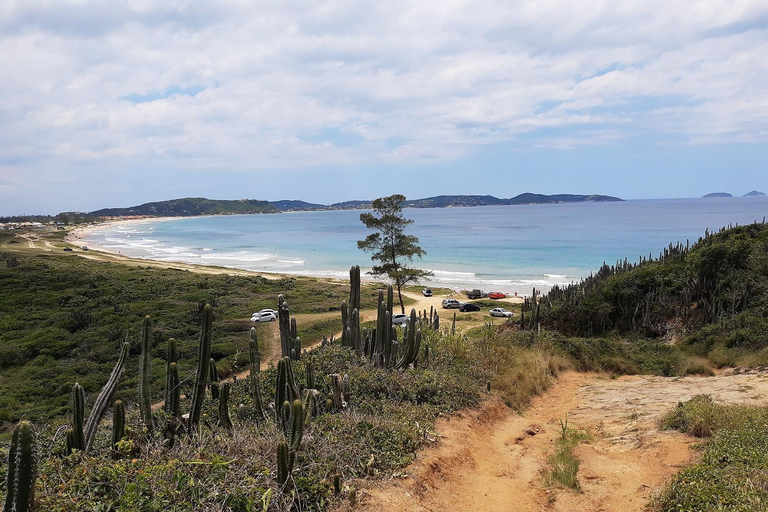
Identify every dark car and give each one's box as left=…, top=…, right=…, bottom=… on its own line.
left=459, top=303, right=481, bottom=312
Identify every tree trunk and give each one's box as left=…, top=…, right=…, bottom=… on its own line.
left=396, top=278, right=405, bottom=314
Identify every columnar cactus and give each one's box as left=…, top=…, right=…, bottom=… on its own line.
left=188, top=303, right=213, bottom=433
left=164, top=338, right=178, bottom=414
left=395, top=309, right=421, bottom=369
left=209, top=358, right=220, bottom=400
left=67, top=382, right=86, bottom=453
left=305, top=360, right=315, bottom=390
left=275, top=357, right=300, bottom=421
left=219, top=382, right=233, bottom=430
left=138, top=315, right=153, bottom=432
left=83, top=341, right=130, bottom=452
left=167, top=362, right=180, bottom=418
left=276, top=399, right=305, bottom=484
left=112, top=400, right=125, bottom=450
left=4, top=420, right=36, bottom=512
left=277, top=442, right=290, bottom=485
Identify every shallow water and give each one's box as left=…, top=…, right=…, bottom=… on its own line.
left=84, top=197, right=768, bottom=294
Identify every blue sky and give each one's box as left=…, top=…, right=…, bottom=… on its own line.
left=1, top=0, right=767, bottom=215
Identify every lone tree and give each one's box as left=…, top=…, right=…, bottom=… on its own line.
left=358, top=194, right=433, bottom=313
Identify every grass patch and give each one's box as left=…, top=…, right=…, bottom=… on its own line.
left=544, top=415, right=589, bottom=490
left=655, top=396, right=768, bottom=511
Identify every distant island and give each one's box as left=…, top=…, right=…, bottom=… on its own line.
left=701, top=191, right=767, bottom=198
left=89, top=193, right=623, bottom=218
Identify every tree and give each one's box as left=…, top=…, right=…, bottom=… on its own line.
left=358, top=194, right=433, bottom=313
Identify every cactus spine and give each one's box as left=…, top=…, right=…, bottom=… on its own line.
left=84, top=341, right=130, bottom=452
left=138, top=315, right=153, bottom=432
left=188, top=303, right=213, bottom=433
left=4, top=420, right=36, bottom=512
left=249, top=327, right=265, bottom=419
left=164, top=338, right=178, bottom=414
left=67, top=382, right=86, bottom=453
left=218, top=382, right=233, bottom=430
left=112, top=400, right=125, bottom=450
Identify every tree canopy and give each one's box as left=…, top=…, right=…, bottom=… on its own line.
left=357, top=194, right=433, bottom=313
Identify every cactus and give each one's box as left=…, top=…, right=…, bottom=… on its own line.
left=238, top=403, right=247, bottom=421
left=341, top=266, right=362, bottom=351
left=164, top=338, right=178, bottom=414
left=188, top=303, right=213, bottom=433
left=219, top=382, right=233, bottom=430
left=275, top=357, right=300, bottom=421
left=167, top=362, right=180, bottom=418
left=84, top=341, right=130, bottom=452
left=67, top=382, right=86, bottom=453
left=209, top=358, right=220, bottom=400
left=395, top=309, right=421, bottom=369
left=4, top=420, right=36, bottom=512
left=305, top=360, right=315, bottom=390
left=112, top=400, right=125, bottom=450
left=138, top=315, right=153, bottom=432
left=452, top=312, right=456, bottom=335
left=333, top=474, right=341, bottom=494
left=330, top=373, right=346, bottom=411
left=277, top=442, right=290, bottom=485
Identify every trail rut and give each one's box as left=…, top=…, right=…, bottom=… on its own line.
left=355, top=370, right=768, bottom=512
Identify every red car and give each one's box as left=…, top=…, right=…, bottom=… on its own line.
left=488, top=292, right=506, bottom=299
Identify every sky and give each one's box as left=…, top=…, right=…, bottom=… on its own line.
left=1, top=0, right=767, bottom=216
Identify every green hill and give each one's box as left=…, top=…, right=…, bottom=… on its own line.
left=91, top=197, right=278, bottom=217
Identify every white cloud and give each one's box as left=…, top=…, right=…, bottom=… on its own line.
left=0, top=0, right=766, bottom=187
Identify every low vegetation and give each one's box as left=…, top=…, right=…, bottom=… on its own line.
left=544, top=415, right=590, bottom=491
left=655, top=396, right=768, bottom=511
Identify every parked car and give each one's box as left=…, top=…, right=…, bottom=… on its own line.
left=251, top=311, right=277, bottom=323
left=253, top=308, right=278, bottom=317
left=392, top=313, right=409, bottom=325
left=441, top=298, right=461, bottom=309
left=82, top=246, right=89, bottom=251
left=489, top=307, right=513, bottom=318
left=465, top=289, right=487, bottom=299
left=459, top=303, right=481, bottom=312
left=488, top=292, right=506, bottom=299
left=422, top=288, right=433, bottom=297
left=63, top=247, right=73, bottom=252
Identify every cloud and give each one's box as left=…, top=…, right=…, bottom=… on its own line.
left=0, top=0, right=766, bottom=195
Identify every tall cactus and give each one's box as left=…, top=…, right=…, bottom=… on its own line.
left=276, top=399, right=305, bottom=484
left=138, top=315, right=153, bottom=432
left=84, top=341, right=130, bottom=452
left=4, top=420, right=36, bottom=512
left=164, top=338, right=178, bottom=414
left=249, top=327, right=265, bottom=419
left=112, top=400, right=125, bottom=450
left=274, top=357, right=300, bottom=422
left=277, top=442, right=290, bottom=485
left=67, top=382, right=86, bottom=453
left=218, top=382, right=233, bottom=430
left=341, top=265, right=362, bottom=351
left=167, top=362, right=180, bottom=418
left=188, top=303, right=213, bottom=433
left=305, top=360, right=315, bottom=390
left=209, top=358, right=220, bottom=400
left=395, top=309, right=421, bottom=369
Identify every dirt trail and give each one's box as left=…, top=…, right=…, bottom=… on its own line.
left=356, top=370, right=768, bottom=512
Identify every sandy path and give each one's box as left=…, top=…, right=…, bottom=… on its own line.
left=355, top=370, right=768, bottom=512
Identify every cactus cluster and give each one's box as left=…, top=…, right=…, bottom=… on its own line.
left=276, top=399, right=305, bottom=485
left=277, top=295, right=301, bottom=360
left=274, top=357, right=300, bottom=422
left=188, top=303, right=213, bottom=434
left=341, top=265, right=362, bottom=353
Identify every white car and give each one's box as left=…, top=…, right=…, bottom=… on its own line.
left=251, top=311, right=277, bottom=323
left=254, top=308, right=278, bottom=316
left=489, top=307, right=513, bottom=318
left=392, top=313, right=409, bottom=325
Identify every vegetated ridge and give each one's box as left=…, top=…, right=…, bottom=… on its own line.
left=91, top=197, right=278, bottom=217
left=702, top=192, right=733, bottom=198
left=89, top=193, right=623, bottom=217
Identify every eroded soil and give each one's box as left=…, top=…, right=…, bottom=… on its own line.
left=353, top=370, right=768, bottom=512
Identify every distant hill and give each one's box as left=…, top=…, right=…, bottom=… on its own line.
left=91, top=193, right=623, bottom=218
left=744, top=190, right=767, bottom=197
left=702, top=192, right=733, bottom=198
left=91, top=198, right=278, bottom=217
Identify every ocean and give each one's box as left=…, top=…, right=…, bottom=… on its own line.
left=83, top=197, right=768, bottom=294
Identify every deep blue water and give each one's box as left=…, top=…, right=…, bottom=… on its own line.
left=83, top=197, right=768, bottom=294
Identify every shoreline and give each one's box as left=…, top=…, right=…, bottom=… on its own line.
left=67, top=216, right=570, bottom=296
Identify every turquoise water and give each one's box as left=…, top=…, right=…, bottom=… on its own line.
left=83, top=198, right=768, bottom=294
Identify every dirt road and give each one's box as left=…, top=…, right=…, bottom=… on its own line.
left=355, top=370, right=768, bottom=512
